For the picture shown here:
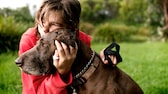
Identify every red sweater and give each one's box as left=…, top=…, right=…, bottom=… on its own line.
left=18, top=28, right=91, bottom=94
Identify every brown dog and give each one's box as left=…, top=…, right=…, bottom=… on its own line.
left=15, top=29, right=143, bottom=94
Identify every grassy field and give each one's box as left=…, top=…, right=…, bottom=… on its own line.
left=1, top=42, right=168, bottom=94
left=0, top=52, right=22, bottom=94
left=92, top=42, right=168, bottom=94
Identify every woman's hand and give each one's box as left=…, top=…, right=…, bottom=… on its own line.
left=53, top=40, right=78, bottom=76
left=100, top=48, right=117, bottom=66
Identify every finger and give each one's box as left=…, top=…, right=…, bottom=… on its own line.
left=69, top=42, right=78, bottom=58
left=100, top=48, right=110, bottom=64
left=53, top=50, right=59, bottom=61
left=100, top=48, right=105, bottom=61
left=53, top=50, right=59, bottom=67
left=113, top=56, right=117, bottom=65
left=103, top=60, right=109, bottom=64
left=55, top=40, right=65, bottom=57
left=61, top=42, right=70, bottom=56
left=70, top=42, right=78, bottom=54
left=54, top=50, right=59, bottom=57
left=109, top=55, right=117, bottom=65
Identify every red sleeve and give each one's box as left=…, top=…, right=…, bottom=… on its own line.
left=18, top=28, right=72, bottom=94
left=78, top=31, right=91, bottom=47
left=18, top=28, right=37, bottom=56
left=21, top=72, right=72, bottom=94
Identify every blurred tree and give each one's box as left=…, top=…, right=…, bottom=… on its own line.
left=0, top=8, right=13, bottom=17
left=0, top=6, right=34, bottom=52
left=145, top=0, right=164, bottom=27
left=13, top=6, right=34, bottom=23
left=119, top=0, right=148, bottom=24
left=0, top=6, right=34, bottom=24
left=146, top=0, right=168, bottom=41
left=80, top=0, right=120, bottom=23
left=160, top=0, right=168, bottom=41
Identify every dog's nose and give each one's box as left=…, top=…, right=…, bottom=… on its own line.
left=15, top=58, right=23, bottom=67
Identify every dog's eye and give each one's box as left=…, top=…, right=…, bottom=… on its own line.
left=40, top=39, right=49, bottom=47
left=42, top=43, right=49, bottom=47
left=55, top=31, right=61, bottom=35
left=42, top=41, right=49, bottom=48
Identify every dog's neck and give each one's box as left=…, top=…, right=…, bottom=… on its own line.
left=71, top=39, right=94, bottom=77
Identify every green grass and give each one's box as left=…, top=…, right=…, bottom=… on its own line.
left=0, top=52, right=22, bottom=94
left=92, top=42, right=168, bottom=94
left=1, top=42, right=168, bottom=94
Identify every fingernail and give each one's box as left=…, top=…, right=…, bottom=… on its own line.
left=103, top=58, right=105, bottom=61
left=55, top=40, right=58, bottom=44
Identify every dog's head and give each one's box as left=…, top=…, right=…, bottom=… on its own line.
left=15, top=29, right=77, bottom=75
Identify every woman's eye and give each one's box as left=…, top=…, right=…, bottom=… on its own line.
left=52, top=23, right=64, bottom=27
left=51, top=23, right=59, bottom=26
left=49, top=24, right=65, bottom=32
left=55, top=31, right=61, bottom=35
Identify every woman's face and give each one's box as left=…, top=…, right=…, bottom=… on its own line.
left=38, top=10, right=67, bottom=37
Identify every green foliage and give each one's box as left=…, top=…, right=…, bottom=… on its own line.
left=79, top=22, right=95, bottom=35
left=92, top=23, right=136, bottom=43
left=79, top=0, right=164, bottom=42
left=80, top=0, right=119, bottom=23
left=137, top=26, right=152, bottom=36
left=145, top=0, right=164, bottom=28
left=0, top=52, right=22, bottom=94
left=119, top=0, right=148, bottom=24
left=13, top=6, right=34, bottom=23
left=0, top=6, right=34, bottom=23
left=0, top=16, right=33, bottom=53
left=0, top=6, right=34, bottom=53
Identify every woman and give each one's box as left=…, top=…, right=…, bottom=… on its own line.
left=18, top=0, right=118, bottom=94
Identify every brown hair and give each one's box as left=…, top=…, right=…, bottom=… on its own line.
left=34, top=0, right=81, bottom=38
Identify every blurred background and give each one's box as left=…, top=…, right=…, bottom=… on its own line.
left=0, top=0, right=168, bottom=94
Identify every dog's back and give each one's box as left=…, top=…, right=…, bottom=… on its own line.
left=70, top=40, right=143, bottom=94
left=82, top=60, right=143, bottom=94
